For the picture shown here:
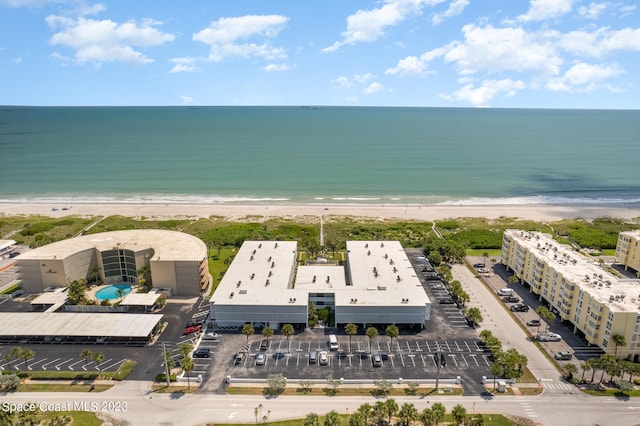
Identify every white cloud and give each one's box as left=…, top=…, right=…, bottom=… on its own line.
left=432, top=0, right=469, bottom=25
left=546, top=62, right=624, bottom=91
left=323, top=0, right=445, bottom=52
left=170, top=57, right=200, bottom=73
left=578, top=2, right=609, bottom=19
left=333, top=76, right=353, bottom=88
left=353, top=73, right=373, bottom=83
left=0, top=0, right=67, bottom=6
left=363, top=82, right=384, bottom=94
left=179, top=96, right=194, bottom=105
left=263, top=63, right=289, bottom=72
left=385, top=45, right=449, bottom=76
left=557, top=27, right=640, bottom=57
left=517, top=0, right=577, bottom=22
left=193, top=15, right=288, bottom=62
left=444, top=24, right=562, bottom=76
left=46, top=15, right=175, bottom=65
left=443, top=79, right=526, bottom=106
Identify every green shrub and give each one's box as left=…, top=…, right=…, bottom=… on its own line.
left=155, top=373, right=176, bottom=382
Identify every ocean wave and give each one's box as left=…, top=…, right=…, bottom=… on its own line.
left=1, top=193, right=639, bottom=207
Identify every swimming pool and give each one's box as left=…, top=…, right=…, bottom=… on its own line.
left=95, top=284, right=132, bottom=300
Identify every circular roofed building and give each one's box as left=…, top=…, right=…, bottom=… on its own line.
left=16, top=230, right=210, bottom=297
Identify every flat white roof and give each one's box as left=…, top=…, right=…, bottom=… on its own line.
left=16, top=230, right=206, bottom=261
left=121, top=292, right=161, bottom=306
left=211, top=240, right=430, bottom=309
left=506, top=230, right=640, bottom=313
left=212, top=241, right=303, bottom=306
left=345, top=241, right=430, bottom=307
left=0, top=240, right=16, bottom=251
left=30, top=287, right=69, bottom=305
left=0, top=312, right=162, bottom=338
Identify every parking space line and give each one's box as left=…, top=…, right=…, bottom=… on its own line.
left=395, top=341, right=401, bottom=352
left=389, top=354, right=395, bottom=367
left=475, top=342, right=483, bottom=351
left=468, top=354, right=479, bottom=366
left=414, top=342, right=421, bottom=352
left=407, top=354, right=416, bottom=367
left=424, top=341, right=431, bottom=352
left=406, top=341, right=411, bottom=352
left=192, top=310, right=209, bottom=319
left=445, top=341, right=451, bottom=352
left=67, top=360, right=84, bottom=370
left=465, top=342, right=472, bottom=352
left=455, top=341, right=462, bottom=351
left=449, top=354, right=458, bottom=367
left=96, top=358, right=112, bottom=371
left=28, top=358, right=48, bottom=368
left=482, top=355, right=491, bottom=366
left=41, top=358, right=61, bottom=371
left=82, top=361, right=95, bottom=371
left=55, top=358, right=74, bottom=371
left=429, top=353, right=437, bottom=367
left=460, top=354, right=469, bottom=367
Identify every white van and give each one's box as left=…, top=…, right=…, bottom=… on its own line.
left=536, top=332, right=562, bottom=342
left=329, top=334, right=339, bottom=351
left=497, top=288, right=514, bottom=296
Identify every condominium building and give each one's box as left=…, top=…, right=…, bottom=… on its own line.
left=210, top=240, right=431, bottom=330
left=616, top=230, right=640, bottom=277
left=501, top=229, right=640, bottom=359
left=16, top=230, right=210, bottom=296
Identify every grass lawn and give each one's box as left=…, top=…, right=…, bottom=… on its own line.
left=225, top=386, right=463, bottom=397
left=152, top=384, right=199, bottom=393
left=17, top=383, right=113, bottom=392
left=581, top=387, right=640, bottom=397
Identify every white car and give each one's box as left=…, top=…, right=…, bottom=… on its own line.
left=202, top=331, right=218, bottom=340
left=255, top=353, right=266, bottom=366
left=319, top=351, right=328, bottom=365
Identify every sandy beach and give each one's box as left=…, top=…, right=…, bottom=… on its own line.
left=1, top=202, right=639, bottom=223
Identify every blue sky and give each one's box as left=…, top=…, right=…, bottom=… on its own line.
left=1, top=0, right=639, bottom=107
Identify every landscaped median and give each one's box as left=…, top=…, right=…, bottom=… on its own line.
left=3, top=360, right=136, bottom=393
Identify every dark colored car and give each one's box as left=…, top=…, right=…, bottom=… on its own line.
left=439, top=297, right=455, bottom=304
left=186, top=319, right=204, bottom=327
left=183, top=325, right=201, bottom=335
left=259, top=339, right=268, bottom=351
left=502, top=296, right=520, bottom=303
left=193, top=348, right=210, bottom=358
left=510, top=304, right=530, bottom=312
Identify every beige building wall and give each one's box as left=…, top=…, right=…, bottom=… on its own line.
left=502, top=230, right=640, bottom=358
left=616, top=231, right=640, bottom=277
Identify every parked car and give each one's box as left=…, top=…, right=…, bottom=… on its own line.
left=319, top=351, right=328, bottom=365
left=202, top=331, right=219, bottom=340
left=372, top=354, right=383, bottom=367
left=309, top=351, right=317, bottom=364
left=255, top=353, right=266, bottom=366
left=554, top=351, right=573, bottom=360
left=183, top=325, right=201, bottom=335
left=473, top=263, right=485, bottom=268
left=526, top=319, right=541, bottom=327
left=510, top=304, right=530, bottom=312
left=502, top=296, right=520, bottom=303
left=438, top=297, right=455, bottom=304
left=234, top=352, right=246, bottom=365
left=186, top=319, right=204, bottom=327
left=259, top=339, right=269, bottom=351
left=536, top=332, right=562, bottom=342
left=193, top=348, right=210, bottom=358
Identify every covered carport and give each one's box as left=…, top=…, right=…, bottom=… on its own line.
left=0, top=312, right=163, bottom=346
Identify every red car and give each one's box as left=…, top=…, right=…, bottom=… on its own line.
left=183, top=325, right=201, bottom=335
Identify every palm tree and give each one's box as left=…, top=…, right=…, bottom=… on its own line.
left=182, top=356, right=195, bottom=389
left=535, top=306, right=556, bottom=332
left=580, top=361, right=592, bottom=383
left=564, top=363, right=578, bottom=381
left=482, top=252, right=489, bottom=267
left=588, top=357, right=600, bottom=383
left=325, top=240, right=338, bottom=259
left=89, top=265, right=101, bottom=285
left=281, top=324, right=294, bottom=352
left=178, top=342, right=193, bottom=360
left=323, top=410, right=341, bottom=426
left=262, top=326, right=274, bottom=343
left=357, top=403, right=373, bottom=426
left=451, top=404, right=467, bottom=426
left=420, top=407, right=434, bottom=426
left=430, top=402, right=446, bottom=426
left=242, top=323, right=255, bottom=343
left=345, top=323, right=358, bottom=353
left=398, top=402, right=418, bottom=426
left=383, top=399, right=398, bottom=425
left=10, top=347, right=34, bottom=370
left=507, top=274, right=519, bottom=285
left=466, top=307, right=483, bottom=327
left=365, top=327, right=378, bottom=354
left=92, top=351, right=104, bottom=373
left=385, top=325, right=399, bottom=351
left=137, top=265, right=151, bottom=288
left=116, top=287, right=126, bottom=302
left=612, top=333, right=627, bottom=359
left=81, top=349, right=93, bottom=366
left=303, top=413, right=321, bottom=426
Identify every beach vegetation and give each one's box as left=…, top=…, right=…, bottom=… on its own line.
left=552, top=217, right=637, bottom=250
left=1, top=215, right=94, bottom=247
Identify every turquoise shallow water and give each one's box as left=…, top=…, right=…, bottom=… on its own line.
left=1, top=106, right=639, bottom=205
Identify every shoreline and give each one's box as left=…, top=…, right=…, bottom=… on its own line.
left=1, top=202, right=639, bottom=223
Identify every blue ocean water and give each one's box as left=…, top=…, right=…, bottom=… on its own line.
left=1, top=106, right=639, bottom=206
